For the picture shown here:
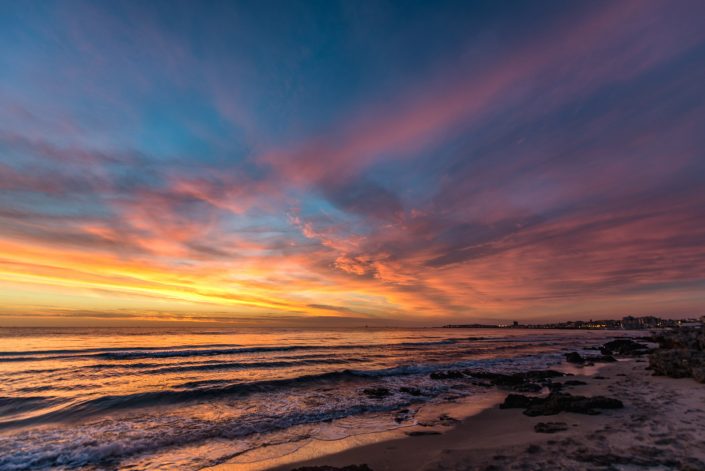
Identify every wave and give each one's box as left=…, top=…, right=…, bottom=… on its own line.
left=0, top=344, right=241, bottom=363
left=0, top=398, right=415, bottom=471
left=0, top=338, right=480, bottom=363
left=95, top=345, right=325, bottom=360
left=0, top=343, right=239, bottom=358
left=0, top=396, right=66, bottom=418
left=136, top=357, right=366, bottom=375
left=0, top=353, right=560, bottom=429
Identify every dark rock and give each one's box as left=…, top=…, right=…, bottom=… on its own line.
left=649, top=349, right=704, bottom=379
left=465, top=371, right=519, bottom=384
left=526, top=444, right=542, bottom=454
left=524, top=393, right=624, bottom=417
left=473, top=381, right=494, bottom=388
left=652, top=329, right=705, bottom=350
left=521, top=370, right=566, bottom=380
left=466, top=369, right=564, bottom=392
left=405, top=430, right=442, bottom=436
left=499, top=394, right=534, bottom=409
left=601, top=339, right=650, bottom=355
left=500, top=392, right=623, bottom=416
left=393, top=409, right=411, bottom=423
left=430, top=370, right=464, bottom=380
left=648, top=327, right=705, bottom=382
left=291, top=466, right=373, bottom=471
left=399, top=387, right=423, bottom=396
left=693, top=366, right=705, bottom=383
left=565, top=352, right=585, bottom=364
left=362, top=387, right=391, bottom=399
left=438, top=413, right=460, bottom=426
left=534, top=422, right=569, bottom=433
left=512, top=382, right=543, bottom=393
left=563, top=380, right=587, bottom=386
left=565, top=352, right=615, bottom=364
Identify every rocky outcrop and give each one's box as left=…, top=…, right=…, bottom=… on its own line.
left=534, top=422, right=569, bottom=433
left=565, top=352, right=585, bottom=364
left=500, top=392, right=623, bottom=416
left=428, top=369, right=566, bottom=393
left=601, top=339, right=650, bottom=356
left=648, top=327, right=705, bottom=383
left=565, top=352, right=617, bottom=364
left=464, top=370, right=564, bottom=392
left=429, top=370, right=464, bottom=380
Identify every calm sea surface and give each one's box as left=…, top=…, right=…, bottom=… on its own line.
left=0, top=327, right=632, bottom=470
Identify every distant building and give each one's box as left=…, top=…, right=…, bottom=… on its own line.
left=622, top=315, right=682, bottom=329
left=621, top=316, right=640, bottom=329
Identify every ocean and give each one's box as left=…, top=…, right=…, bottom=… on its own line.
left=0, top=327, right=629, bottom=470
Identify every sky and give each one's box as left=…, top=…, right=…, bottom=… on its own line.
left=1, top=0, right=705, bottom=327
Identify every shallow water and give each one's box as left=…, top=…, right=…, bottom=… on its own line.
left=0, top=327, right=629, bottom=470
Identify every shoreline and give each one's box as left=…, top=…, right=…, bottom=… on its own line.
left=208, top=355, right=705, bottom=471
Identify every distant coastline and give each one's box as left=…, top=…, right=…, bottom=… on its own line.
left=443, top=315, right=704, bottom=330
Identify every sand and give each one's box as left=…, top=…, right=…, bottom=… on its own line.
left=208, top=359, right=705, bottom=471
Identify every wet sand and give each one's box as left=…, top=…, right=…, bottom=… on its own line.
left=209, top=359, right=705, bottom=471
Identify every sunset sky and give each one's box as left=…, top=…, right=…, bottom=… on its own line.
left=1, top=0, right=705, bottom=326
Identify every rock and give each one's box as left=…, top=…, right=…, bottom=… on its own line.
left=565, top=352, right=585, bottom=364
left=513, top=382, right=543, bottom=393
left=438, top=413, right=460, bottom=426
left=601, top=339, right=650, bottom=355
left=394, top=409, right=411, bottom=423
left=430, top=370, right=464, bottom=380
left=405, top=430, right=442, bottom=436
left=291, top=466, right=373, bottom=471
left=648, top=327, right=705, bottom=382
left=499, top=394, right=534, bottom=409
left=563, top=380, right=587, bottom=386
left=652, top=329, right=705, bottom=350
left=500, top=392, right=623, bottom=416
left=362, top=387, right=391, bottom=399
left=692, top=367, right=705, bottom=383
left=526, top=444, right=542, bottom=454
left=649, top=349, right=705, bottom=379
left=565, top=352, right=615, bottom=364
left=520, top=370, right=566, bottom=380
left=466, top=369, right=564, bottom=392
left=399, top=387, right=423, bottom=396
left=534, top=422, right=569, bottom=433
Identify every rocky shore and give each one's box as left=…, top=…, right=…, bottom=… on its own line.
left=649, top=326, right=705, bottom=383
left=271, top=330, right=705, bottom=471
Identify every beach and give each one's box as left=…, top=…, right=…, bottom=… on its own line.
left=214, top=349, right=705, bottom=470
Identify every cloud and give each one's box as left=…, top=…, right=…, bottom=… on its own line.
left=2, top=0, right=705, bottom=323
